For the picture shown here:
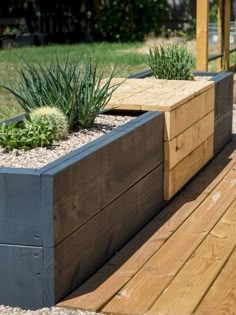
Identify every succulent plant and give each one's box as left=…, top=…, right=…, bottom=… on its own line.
left=30, top=106, right=68, bottom=140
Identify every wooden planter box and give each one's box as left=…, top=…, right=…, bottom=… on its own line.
left=107, top=75, right=216, bottom=199
left=0, top=111, right=164, bottom=309
left=129, top=70, right=233, bottom=156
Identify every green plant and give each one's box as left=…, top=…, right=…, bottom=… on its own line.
left=147, top=43, right=195, bottom=80
left=30, top=106, right=68, bottom=140
left=77, top=63, right=121, bottom=128
left=1, top=56, right=82, bottom=130
left=91, top=0, right=170, bottom=42
left=0, top=119, right=55, bottom=150
left=1, top=56, right=121, bottom=130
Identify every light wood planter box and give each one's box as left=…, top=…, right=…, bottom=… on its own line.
left=0, top=111, right=164, bottom=309
left=107, top=76, right=216, bottom=199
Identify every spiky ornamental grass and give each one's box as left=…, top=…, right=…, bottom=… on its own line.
left=147, top=43, right=195, bottom=80
left=1, top=56, right=121, bottom=130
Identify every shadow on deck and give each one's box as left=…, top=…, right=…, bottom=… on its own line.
left=58, top=136, right=236, bottom=315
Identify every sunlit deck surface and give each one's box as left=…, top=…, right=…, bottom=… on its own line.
left=58, top=137, right=236, bottom=315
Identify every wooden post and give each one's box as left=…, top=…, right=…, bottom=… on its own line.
left=196, top=0, right=209, bottom=71
left=217, top=0, right=223, bottom=71
left=224, top=0, right=231, bottom=70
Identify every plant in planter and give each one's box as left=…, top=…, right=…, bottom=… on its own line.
left=0, top=56, right=165, bottom=309
left=147, top=43, right=195, bottom=80
left=2, top=56, right=119, bottom=132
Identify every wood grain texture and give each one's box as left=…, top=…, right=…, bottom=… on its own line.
left=164, top=135, right=214, bottom=199
left=165, top=111, right=214, bottom=169
left=196, top=0, right=209, bottom=70
left=106, top=78, right=214, bottom=112
left=165, top=86, right=214, bottom=140
left=53, top=112, right=163, bottom=245
left=58, top=188, right=206, bottom=311
left=58, top=140, right=236, bottom=313
left=194, top=247, right=236, bottom=314
left=186, top=139, right=236, bottom=195
left=102, top=165, right=236, bottom=315
left=214, top=109, right=232, bottom=155
left=54, top=164, right=164, bottom=302
left=147, top=198, right=236, bottom=315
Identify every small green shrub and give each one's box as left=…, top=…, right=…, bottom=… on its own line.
left=77, top=63, right=119, bottom=128
left=147, top=43, right=195, bottom=80
left=0, top=120, right=55, bottom=150
left=30, top=106, right=68, bottom=140
left=1, top=56, right=120, bottom=130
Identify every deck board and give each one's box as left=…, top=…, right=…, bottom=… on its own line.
left=58, top=139, right=236, bottom=315
left=147, top=198, right=236, bottom=315
left=103, top=166, right=236, bottom=315
left=194, top=247, right=236, bottom=315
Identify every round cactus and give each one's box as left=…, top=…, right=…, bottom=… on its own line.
left=30, top=106, right=68, bottom=140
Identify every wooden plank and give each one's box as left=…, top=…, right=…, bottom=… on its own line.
left=54, top=164, right=164, bottom=302
left=215, top=73, right=233, bottom=119
left=102, top=165, right=236, bottom=315
left=217, top=0, right=223, bottom=71
left=0, top=172, right=42, bottom=246
left=53, top=112, right=163, bottom=245
left=196, top=0, right=209, bottom=70
left=164, top=135, right=214, bottom=200
left=0, top=244, right=44, bottom=309
left=224, top=0, right=231, bottom=70
left=165, top=111, right=214, bottom=169
left=194, top=248, right=236, bottom=314
left=164, top=86, right=214, bottom=140
left=58, top=141, right=236, bottom=312
left=147, top=198, right=236, bottom=315
left=106, top=79, right=214, bottom=112
left=100, top=111, right=163, bottom=208
left=214, top=109, right=232, bottom=155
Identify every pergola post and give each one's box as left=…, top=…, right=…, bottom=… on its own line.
left=217, top=0, right=223, bottom=71
left=196, top=0, right=209, bottom=71
left=224, top=0, right=231, bottom=70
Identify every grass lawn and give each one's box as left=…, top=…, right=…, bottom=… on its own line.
left=0, top=42, right=147, bottom=121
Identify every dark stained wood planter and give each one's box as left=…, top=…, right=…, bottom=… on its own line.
left=129, top=70, right=233, bottom=156
left=0, top=111, right=165, bottom=309
left=193, top=71, right=233, bottom=155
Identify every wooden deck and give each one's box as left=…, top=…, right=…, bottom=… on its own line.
left=58, top=137, right=236, bottom=315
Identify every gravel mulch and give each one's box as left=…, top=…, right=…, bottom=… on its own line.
left=0, top=306, right=100, bottom=315
left=0, top=114, right=135, bottom=169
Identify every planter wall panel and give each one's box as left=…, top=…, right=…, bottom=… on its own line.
left=50, top=112, right=164, bottom=245
left=54, top=163, right=164, bottom=301
left=194, top=71, right=233, bottom=155
left=0, top=171, right=42, bottom=246
left=0, top=244, right=43, bottom=309
left=165, top=135, right=213, bottom=199
left=165, top=111, right=214, bottom=170
left=214, top=110, right=233, bottom=155
left=214, top=72, right=233, bottom=119
left=164, top=86, right=214, bottom=141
